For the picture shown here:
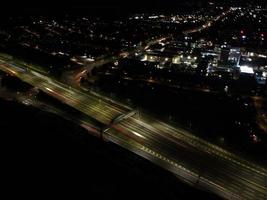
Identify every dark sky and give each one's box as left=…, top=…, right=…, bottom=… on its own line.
left=7, top=0, right=263, bottom=7
left=7, top=0, right=200, bottom=9
left=2, top=0, right=208, bottom=16
left=3, top=0, right=221, bottom=9
left=2, top=0, right=265, bottom=16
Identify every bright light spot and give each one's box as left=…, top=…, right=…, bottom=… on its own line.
left=258, top=54, right=267, bottom=58
left=249, top=52, right=254, bottom=57
left=240, top=66, right=254, bottom=74
left=85, top=58, right=95, bottom=62
left=224, top=85, right=229, bottom=92
left=9, top=69, right=17, bottom=75
left=141, top=55, right=148, bottom=61
left=159, top=42, right=165, bottom=46
left=149, top=15, right=159, bottom=19
left=45, top=87, right=54, bottom=92
left=132, top=131, right=145, bottom=139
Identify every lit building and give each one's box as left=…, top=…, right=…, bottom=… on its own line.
left=228, top=47, right=241, bottom=67
left=172, top=56, right=181, bottom=64
left=240, top=65, right=254, bottom=74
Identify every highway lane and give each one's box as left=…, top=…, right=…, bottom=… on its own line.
left=1, top=58, right=267, bottom=199
left=0, top=87, right=103, bottom=137
left=0, top=62, right=130, bottom=125
left=141, top=115, right=267, bottom=179
left=0, top=54, right=132, bottom=114
left=105, top=127, right=243, bottom=200
left=110, top=117, right=267, bottom=199
left=125, top=119, right=264, bottom=183
left=139, top=113, right=267, bottom=174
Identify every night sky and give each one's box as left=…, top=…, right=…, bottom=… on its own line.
left=0, top=0, right=206, bottom=16
left=3, top=0, right=266, bottom=15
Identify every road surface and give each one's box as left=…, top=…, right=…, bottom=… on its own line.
left=0, top=55, right=266, bottom=200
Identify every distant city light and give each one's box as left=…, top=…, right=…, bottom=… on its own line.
left=149, top=15, right=159, bottom=19
left=85, top=58, right=95, bottom=62
left=248, top=52, right=255, bottom=57
left=258, top=54, right=267, bottom=58
left=240, top=66, right=254, bottom=74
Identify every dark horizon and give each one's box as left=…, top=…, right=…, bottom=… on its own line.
left=2, top=0, right=266, bottom=16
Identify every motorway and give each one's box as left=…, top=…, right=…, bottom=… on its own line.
left=108, top=115, right=267, bottom=199
left=0, top=55, right=267, bottom=200
left=0, top=59, right=131, bottom=125
left=0, top=86, right=104, bottom=138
